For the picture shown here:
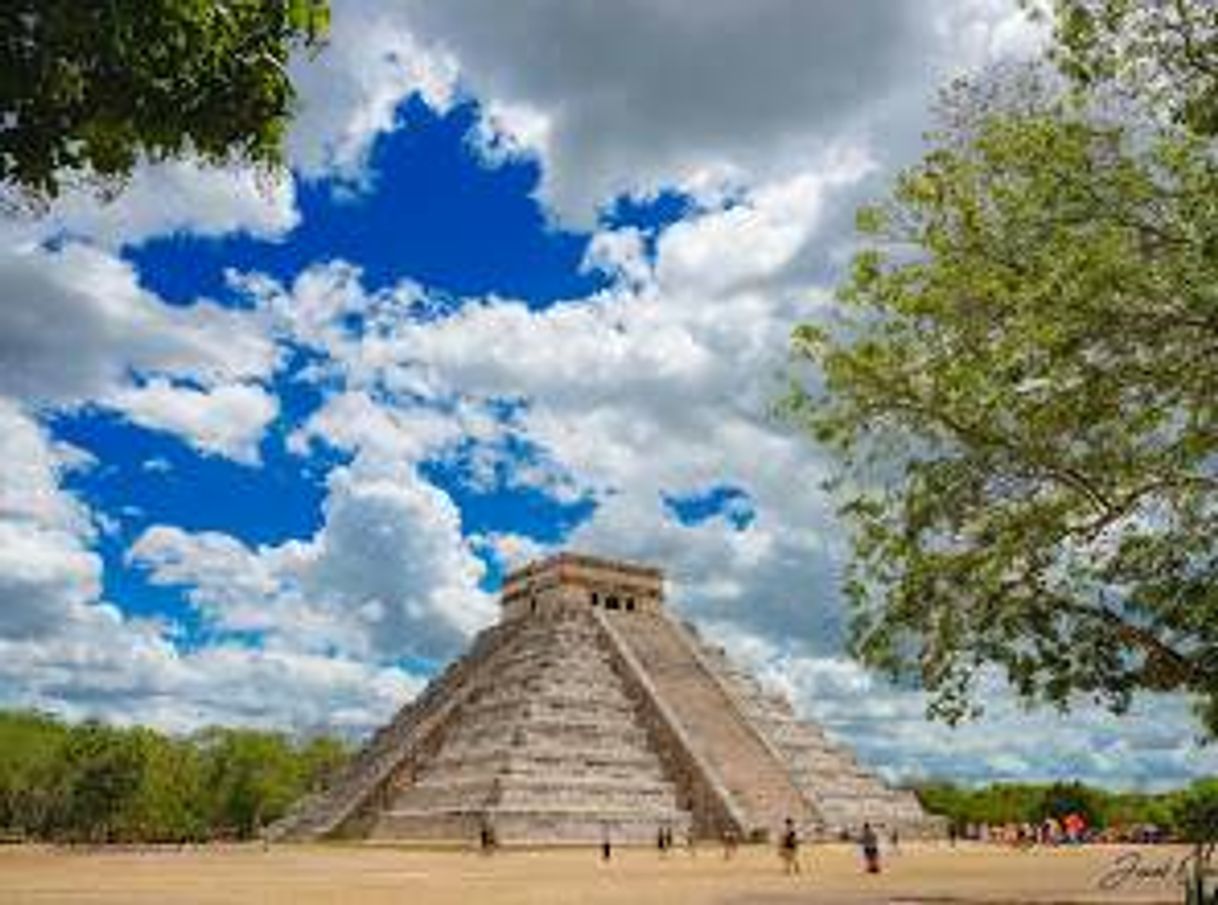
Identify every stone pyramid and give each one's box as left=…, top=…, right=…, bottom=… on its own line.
left=273, top=553, right=937, bottom=844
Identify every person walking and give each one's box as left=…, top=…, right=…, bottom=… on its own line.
left=722, top=827, right=739, bottom=860
left=478, top=814, right=496, bottom=855
left=861, top=822, right=881, bottom=874
left=780, top=817, right=801, bottom=875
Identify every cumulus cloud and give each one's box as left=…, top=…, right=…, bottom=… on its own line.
left=389, top=0, right=920, bottom=222
left=0, top=400, right=101, bottom=640
left=105, top=379, right=279, bottom=465
left=44, top=160, right=298, bottom=248
left=130, top=451, right=495, bottom=663
left=0, top=609, right=421, bottom=735
left=287, top=1, right=458, bottom=182
left=378, top=0, right=1040, bottom=223
left=0, top=241, right=283, bottom=463
left=0, top=242, right=276, bottom=405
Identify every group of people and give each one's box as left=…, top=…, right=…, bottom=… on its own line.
left=948, top=813, right=1093, bottom=847
left=781, top=818, right=884, bottom=875
left=481, top=816, right=892, bottom=873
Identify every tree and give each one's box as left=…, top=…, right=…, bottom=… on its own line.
left=111, top=729, right=207, bottom=842
left=0, top=0, right=329, bottom=208
left=1033, top=0, right=1218, bottom=137
left=0, top=710, right=350, bottom=842
left=1174, top=779, right=1218, bottom=845
left=0, top=711, right=68, bottom=837
left=59, top=722, right=147, bottom=842
left=788, top=4, right=1217, bottom=734
left=1173, top=780, right=1218, bottom=904
left=198, top=728, right=305, bottom=839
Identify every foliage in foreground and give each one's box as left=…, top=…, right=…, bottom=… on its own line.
left=0, top=0, right=329, bottom=208
left=0, top=710, right=347, bottom=842
left=788, top=0, right=1217, bottom=733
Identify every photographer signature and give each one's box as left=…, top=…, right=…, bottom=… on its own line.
left=1098, top=848, right=1216, bottom=893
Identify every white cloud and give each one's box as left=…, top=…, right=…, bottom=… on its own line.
left=106, top=379, right=278, bottom=465
left=287, top=2, right=458, bottom=182
left=231, top=166, right=865, bottom=655
left=288, top=390, right=462, bottom=464
left=0, top=241, right=284, bottom=462
left=0, top=612, right=422, bottom=736
left=0, top=242, right=277, bottom=406
left=45, top=160, right=298, bottom=248
left=380, top=0, right=1041, bottom=224
left=468, top=100, right=554, bottom=167
left=0, top=400, right=104, bottom=641
left=130, top=452, right=495, bottom=663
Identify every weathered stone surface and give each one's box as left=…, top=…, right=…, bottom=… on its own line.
left=272, top=553, right=940, bottom=844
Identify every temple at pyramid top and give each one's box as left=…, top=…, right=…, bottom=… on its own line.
left=273, top=551, right=941, bottom=845
left=500, top=552, right=664, bottom=620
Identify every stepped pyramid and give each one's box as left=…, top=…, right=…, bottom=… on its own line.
left=273, top=553, right=937, bottom=844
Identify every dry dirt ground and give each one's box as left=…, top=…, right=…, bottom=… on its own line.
left=0, top=841, right=1194, bottom=904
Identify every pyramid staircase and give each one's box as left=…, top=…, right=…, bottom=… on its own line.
left=606, top=609, right=816, bottom=838
left=370, top=609, right=690, bottom=843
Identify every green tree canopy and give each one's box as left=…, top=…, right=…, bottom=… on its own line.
left=789, top=2, right=1217, bottom=734
left=0, top=0, right=329, bottom=208
left=1174, top=779, right=1218, bottom=845
left=1035, top=0, right=1218, bottom=137
left=0, top=710, right=349, bottom=843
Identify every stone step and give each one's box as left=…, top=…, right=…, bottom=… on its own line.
left=443, top=725, right=651, bottom=752
left=425, top=757, right=668, bottom=784
left=459, top=696, right=637, bottom=721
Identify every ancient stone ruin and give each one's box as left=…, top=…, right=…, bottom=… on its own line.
left=272, top=553, right=936, bottom=844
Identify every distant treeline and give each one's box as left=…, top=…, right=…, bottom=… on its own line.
left=0, top=710, right=349, bottom=843
left=912, top=778, right=1218, bottom=839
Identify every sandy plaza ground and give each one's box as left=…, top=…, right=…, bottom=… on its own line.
left=0, top=841, right=1198, bottom=905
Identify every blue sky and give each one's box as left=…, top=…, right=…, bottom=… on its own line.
left=1, top=0, right=1214, bottom=789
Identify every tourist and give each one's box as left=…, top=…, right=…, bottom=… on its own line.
left=479, top=816, right=496, bottom=855
left=722, top=827, right=739, bottom=860
left=889, top=826, right=900, bottom=855
left=780, top=817, right=800, bottom=875
left=601, top=824, right=612, bottom=862
left=861, top=822, right=881, bottom=874
left=657, top=825, right=668, bottom=856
